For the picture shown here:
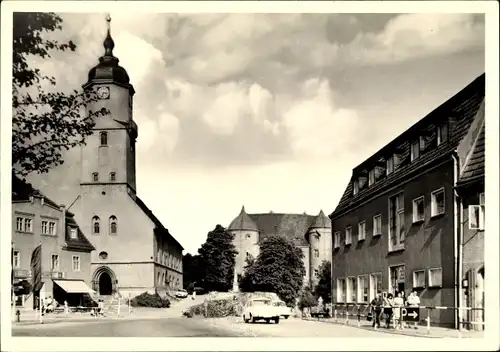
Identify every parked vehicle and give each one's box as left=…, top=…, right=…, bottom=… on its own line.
left=310, top=305, right=330, bottom=318
left=175, top=289, right=189, bottom=299
left=272, top=300, right=293, bottom=319
left=243, top=297, right=281, bottom=324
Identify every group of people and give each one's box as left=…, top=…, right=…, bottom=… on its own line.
left=370, top=290, right=421, bottom=330
left=40, top=296, right=57, bottom=315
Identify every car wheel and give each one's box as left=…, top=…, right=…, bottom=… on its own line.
left=283, top=315, right=289, bottom=319
left=243, top=315, right=249, bottom=323
left=265, top=318, right=270, bottom=324
left=274, top=317, right=280, bottom=324
left=250, top=314, right=256, bottom=323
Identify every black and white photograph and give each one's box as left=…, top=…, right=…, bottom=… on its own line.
left=1, top=1, right=498, bottom=351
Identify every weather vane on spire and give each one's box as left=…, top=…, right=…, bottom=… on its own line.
left=103, top=13, right=115, bottom=57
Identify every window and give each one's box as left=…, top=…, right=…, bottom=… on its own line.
left=314, top=269, right=319, bottom=278
left=92, top=216, right=100, bottom=234
left=99, top=251, right=108, bottom=260
left=353, top=181, right=359, bottom=196
left=389, top=193, right=405, bottom=250
left=13, top=250, right=20, bottom=268
left=345, top=226, right=352, bottom=245
left=24, top=218, right=33, bottom=233
left=92, top=172, right=99, bottom=182
left=109, top=216, right=117, bottom=235
left=337, top=278, right=346, bottom=302
left=431, top=188, right=445, bottom=217
left=157, top=272, right=161, bottom=285
left=358, top=221, right=366, bottom=241
left=16, top=217, right=24, bottom=232
left=346, top=277, right=357, bottom=303
left=437, top=124, right=448, bottom=146
left=334, top=231, right=341, bottom=248
left=411, top=140, right=420, bottom=161
left=110, top=172, right=116, bottom=181
left=368, top=169, right=375, bottom=186
left=100, top=132, right=108, bottom=146
left=428, top=268, right=442, bottom=287
left=51, top=254, right=59, bottom=271
left=42, top=221, right=48, bottom=234
left=373, top=214, right=382, bottom=237
left=48, top=222, right=56, bottom=235
left=413, top=270, right=425, bottom=288
left=386, top=157, right=394, bottom=175
left=72, top=256, right=81, bottom=272
left=412, top=196, right=425, bottom=223
left=357, top=275, right=369, bottom=303
left=70, top=228, right=77, bottom=239
left=470, top=192, right=486, bottom=230
left=370, top=273, right=382, bottom=301
left=314, top=249, right=319, bottom=258
left=246, top=233, right=251, bottom=239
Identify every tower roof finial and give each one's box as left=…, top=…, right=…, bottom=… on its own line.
left=103, top=13, right=115, bottom=57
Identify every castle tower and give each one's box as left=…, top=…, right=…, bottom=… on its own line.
left=306, top=210, right=332, bottom=287
left=227, top=206, right=260, bottom=286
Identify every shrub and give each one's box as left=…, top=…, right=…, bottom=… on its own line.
left=188, top=298, right=240, bottom=318
left=130, top=292, right=171, bottom=308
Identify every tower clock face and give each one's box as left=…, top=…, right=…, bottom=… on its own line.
left=97, top=86, right=110, bottom=99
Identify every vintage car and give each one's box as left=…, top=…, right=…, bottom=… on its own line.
left=243, top=297, right=281, bottom=324
left=272, top=300, right=293, bottom=319
left=175, top=289, right=189, bottom=299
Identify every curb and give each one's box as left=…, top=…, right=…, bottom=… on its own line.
left=302, top=318, right=444, bottom=339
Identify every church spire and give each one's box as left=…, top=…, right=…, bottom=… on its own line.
left=103, top=14, right=115, bottom=57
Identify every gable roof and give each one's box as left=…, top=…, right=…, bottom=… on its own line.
left=457, top=123, right=485, bottom=187
left=331, top=73, right=485, bottom=219
left=248, top=213, right=315, bottom=246
left=310, top=210, right=331, bottom=229
left=64, top=212, right=95, bottom=251
left=132, top=195, right=184, bottom=250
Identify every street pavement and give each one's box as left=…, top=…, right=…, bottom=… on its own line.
left=12, top=315, right=409, bottom=337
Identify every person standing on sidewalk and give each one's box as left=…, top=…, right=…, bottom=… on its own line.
left=407, top=291, right=420, bottom=329
left=370, top=294, right=383, bottom=329
left=393, top=291, right=404, bottom=329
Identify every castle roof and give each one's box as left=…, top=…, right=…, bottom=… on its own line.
left=309, top=210, right=331, bottom=229
left=228, top=206, right=259, bottom=231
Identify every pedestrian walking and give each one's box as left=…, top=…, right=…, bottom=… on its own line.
left=383, top=293, right=395, bottom=328
left=407, top=291, right=420, bottom=329
left=192, top=289, right=196, bottom=300
left=370, top=294, right=383, bottom=329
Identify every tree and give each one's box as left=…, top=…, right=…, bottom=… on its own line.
left=313, top=260, right=332, bottom=303
left=197, top=225, right=237, bottom=292
left=240, top=236, right=305, bottom=306
left=238, top=254, right=256, bottom=292
left=182, top=253, right=203, bottom=290
left=298, top=285, right=318, bottom=311
left=12, top=12, right=107, bottom=178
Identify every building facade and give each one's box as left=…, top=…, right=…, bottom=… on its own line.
left=12, top=176, right=95, bottom=308
left=329, top=74, right=485, bottom=328
left=228, top=206, right=332, bottom=288
left=22, top=18, right=184, bottom=298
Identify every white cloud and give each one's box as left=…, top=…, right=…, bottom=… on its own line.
left=348, top=13, right=484, bottom=64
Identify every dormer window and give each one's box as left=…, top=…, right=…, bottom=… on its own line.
left=92, top=172, right=99, bottom=182
left=353, top=181, right=360, bottom=195
left=368, top=169, right=376, bottom=186
left=410, top=140, right=420, bottom=161
left=100, top=132, right=108, bottom=146
left=387, top=157, right=394, bottom=175
left=70, top=228, right=77, bottom=239
left=437, top=124, right=448, bottom=146
left=110, top=172, right=116, bottom=181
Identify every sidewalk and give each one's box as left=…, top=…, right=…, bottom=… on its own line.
left=303, top=317, right=484, bottom=339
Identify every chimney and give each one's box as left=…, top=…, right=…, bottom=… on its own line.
left=60, top=204, right=66, bottom=239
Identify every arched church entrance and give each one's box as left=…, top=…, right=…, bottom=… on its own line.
left=92, top=266, right=117, bottom=296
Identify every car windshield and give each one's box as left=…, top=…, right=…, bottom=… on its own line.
left=252, top=300, right=271, bottom=306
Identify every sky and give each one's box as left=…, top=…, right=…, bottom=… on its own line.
left=24, top=12, right=485, bottom=255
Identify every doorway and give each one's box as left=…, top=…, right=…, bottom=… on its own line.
left=99, top=272, right=113, bottom=295
left=389, top=264, right=406, bottom=296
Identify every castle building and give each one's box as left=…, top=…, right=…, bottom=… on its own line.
left=23, top=17, right=184, bottom=299
left=227, top=206, right=332, bottom=288
left=329, top=73, right=485, bottom=328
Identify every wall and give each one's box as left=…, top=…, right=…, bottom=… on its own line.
left=332, top=160, right=456, bottom=326
left=230, top=229, right=259, bottom=276
left=308, top=227, right=332, bottom=287
left=154, top=232, right=184, bottom=290
left=60, top=249, right=92, bottom=283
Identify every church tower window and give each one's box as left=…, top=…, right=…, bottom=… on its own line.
left=109, top=216, right=117, bottom=235
left=92, top=172, right=99, bottom=182
left=110, top=172, right=116, bottom=181
left=100, top=132, right=108, bottom=146
left=92, top=216, right=100, bottom=234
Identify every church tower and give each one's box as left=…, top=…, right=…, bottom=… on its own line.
left=81, top=15, right=137, bottom=194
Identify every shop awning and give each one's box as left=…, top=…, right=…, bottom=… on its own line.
left=53, top=280, right=95, bottom=294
